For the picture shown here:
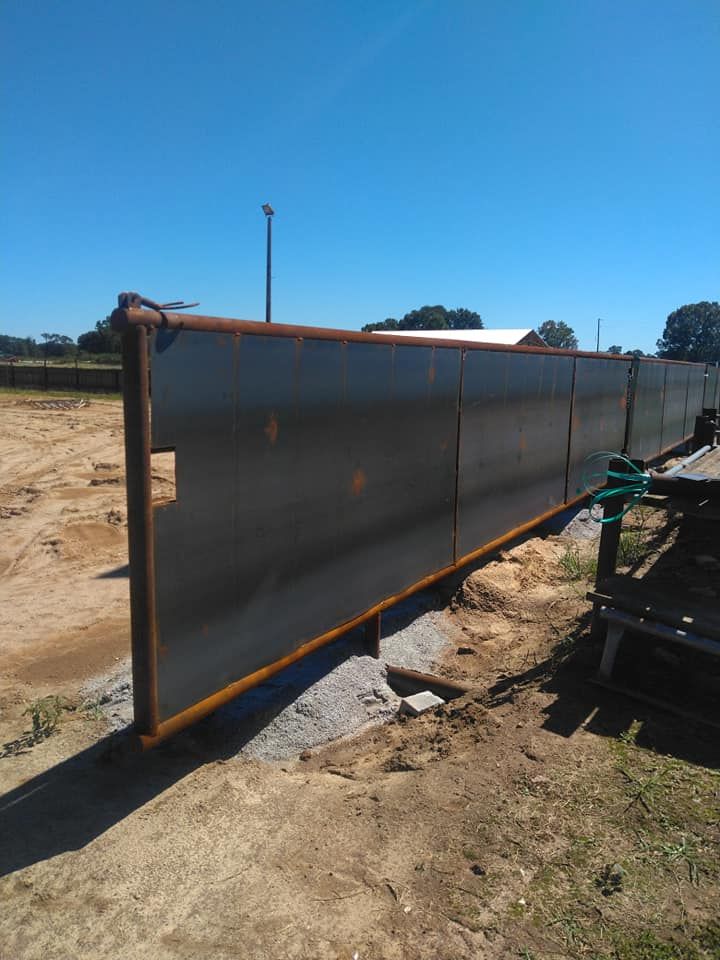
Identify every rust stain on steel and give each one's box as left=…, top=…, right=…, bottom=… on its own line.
left=135, top=490, right=588, bottom=750
left=264, top=413, right=279, bottom=446
left=350, top=468, right=367, bottom=496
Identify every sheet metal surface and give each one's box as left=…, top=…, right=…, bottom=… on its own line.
left=685, top=366, right=706, bottom=437
left=566, top=357, right=631, bottom=501
left=627, top=360, right=665, bottom=462
left=661, top=364, right=690, bottom=452
left=150, top=330, right=460, bottom=721
left=456, top=350, right=574, bottom=560
left=704, top=366, right=719, bottom=409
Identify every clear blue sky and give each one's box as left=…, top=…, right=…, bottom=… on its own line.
left=2, top=0, right=718, bottom=353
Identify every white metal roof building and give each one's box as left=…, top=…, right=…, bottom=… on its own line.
left=372, top=328, right=547, bottom=347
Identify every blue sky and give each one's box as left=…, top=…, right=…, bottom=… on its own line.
left=2, top=0, right=718, bottom=352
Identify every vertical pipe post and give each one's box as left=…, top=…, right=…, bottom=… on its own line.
left=451, top=348, right=465, bottom=563
left=364, top=612, right=382, bottom=659
left=122, top=324, right=159, bottom=735
left=591, top=457, right=644, bottom=642
left=265, top=213, right=272, bottom=324
left=563, top=356, right=578, bottom=502
left=623, top=357, right=639, bottom=455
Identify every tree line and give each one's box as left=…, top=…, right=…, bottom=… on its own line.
left=0, top=318, right=121, bottom=361
left=3, top=302, right=720, bottom=363
left=363, top=302, right=720, bottom=362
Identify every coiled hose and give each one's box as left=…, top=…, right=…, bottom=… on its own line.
left=582, top=452, right=651, bottom=524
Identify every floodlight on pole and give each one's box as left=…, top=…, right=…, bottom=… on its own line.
left=262, top=203, right=274, bottom=323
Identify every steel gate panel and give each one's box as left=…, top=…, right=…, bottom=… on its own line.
left=112, top=300, right=713, bottom=745
left=456, top=350, right=574, bottom=560
left=685, top=365, right=707, bottom=437
left=566, top=357, right=631, bottom=501
left=703, top=365, right=719, bottom=409
left=661, top=364, right=690, bottom=453
left=627, top=360, right=665, bottom=462
left=150, top=330, right=461, bottom=721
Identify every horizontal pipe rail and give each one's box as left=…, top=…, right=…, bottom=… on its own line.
left=661, top=445, right=712, bottom=477
left=110, top=305, right=697, bottom=363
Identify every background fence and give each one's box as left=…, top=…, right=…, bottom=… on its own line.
left=0, top=363, right=122, bottom=393
left=114, top=308, right=715, bottom=742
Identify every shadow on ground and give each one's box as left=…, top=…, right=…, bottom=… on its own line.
left=0, top=624, right=375, bottom=877
left=0, top=504, right=594, bottom=878
left=489, top=512, right=720, bottom=772
left=6, top=505, right=715, bottom=880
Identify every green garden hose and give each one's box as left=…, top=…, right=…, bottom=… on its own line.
left=582, top=451, right=651, bottom=524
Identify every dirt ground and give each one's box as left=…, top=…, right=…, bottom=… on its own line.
left=1, top=395, right=719, bottom=960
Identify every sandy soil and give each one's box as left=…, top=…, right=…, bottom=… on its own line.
left=1, top=396, right=719, bottom=960
left=0, top=398, right=130, bottom=695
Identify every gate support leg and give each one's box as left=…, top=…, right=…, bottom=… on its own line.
left=598, top=621, right=623, bottom=681
left=364, top=612, right=382, bottom=659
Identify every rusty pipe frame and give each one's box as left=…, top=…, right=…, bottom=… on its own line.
left=121, top=326, right=160, bottom=736
left=115, top=298, right=706, bottom=750
left=110, top=304, right=690, bottom=364
left=385, top=666, right=470, bottom=701
left=133, top=491, right=586, bottom=749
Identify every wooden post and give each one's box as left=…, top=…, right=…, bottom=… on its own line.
left=594, top=458, right=628, bottom=587
left=591, top=457, right=644, bottom=642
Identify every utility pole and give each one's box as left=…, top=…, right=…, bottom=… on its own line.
left=262, top=203, right=274, bottom=323
left=596, top=317, right=603, bottom=352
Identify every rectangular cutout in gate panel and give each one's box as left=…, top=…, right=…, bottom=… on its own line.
left=456, top=350, right=574, bottom=561
left=627, top=360, right=665, bottom=462
left=566, top=357, right=631, bottom=502
left=150, top=331, right=460, bottom=722
left=661, top=364, right=690, bottom=453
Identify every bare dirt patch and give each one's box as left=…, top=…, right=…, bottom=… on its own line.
left=1, top=400, right=718, bottom=960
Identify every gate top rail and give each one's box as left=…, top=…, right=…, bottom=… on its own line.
left=110, top=301, right=699, bottom=365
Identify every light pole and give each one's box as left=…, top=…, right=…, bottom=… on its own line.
left=262, top=203, right=274, bottom=323
left=596, top=317, right=603, bottom=352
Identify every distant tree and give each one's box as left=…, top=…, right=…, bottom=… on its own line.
left=607, top=344, right=623, bottom=355
left=77, top=317, right=121, bottom=355
left=627, top=349, right=648, bottom=358
left=656, top=302, right=720, bottom=362
left=40, top=332, right=76, bottom=358
left=398, top=305, right=450, bottom=330
left=446, top=307, right=483, bottom=329
left=536, top=320, right=578, bottom=350
left=362, top=317, right=399, bottom=333
left=0, top=334, right=41, bottom=358
left=362, top=305, right=483, bottom=333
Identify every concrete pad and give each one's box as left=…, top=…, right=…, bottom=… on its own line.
left=399, top=690, right=445, bottom=716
